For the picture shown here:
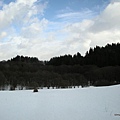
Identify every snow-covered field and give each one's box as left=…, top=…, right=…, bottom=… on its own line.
left=0, top=85, right=120, bottom=120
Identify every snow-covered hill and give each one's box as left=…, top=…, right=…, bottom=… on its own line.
left=0, top=85, right=120, bottom=120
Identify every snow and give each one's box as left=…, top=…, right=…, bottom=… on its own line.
left=0, top=85, right=120, bottom=120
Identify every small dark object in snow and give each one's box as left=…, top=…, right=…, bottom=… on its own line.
left=114, top=114, right=120, bottom=116
left=10, top=86, right=15, bottom=91
left=33, top=88, right=38, bottom=92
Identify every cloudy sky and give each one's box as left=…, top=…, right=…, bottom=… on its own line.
left=0, top=0, right=120, bottom=60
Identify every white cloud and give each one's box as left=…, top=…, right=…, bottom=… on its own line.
left=0, top=0, right=47, bottom=31
left=0, top=0, right=120, bottom=60
left=59, top=1, right=120, bottom=56
left=87, top=1, right=120, bottom=48
left=0, top=0, right=48, bottom=60
left=90, top=1, right=120, bottom=32
left=0, top=32, right=7, bottom=39
left=0, top=1, right=31, bottom=31
left=16, top=0, right=37, bottom=6
left=21, top=18, right=48, bottom=39
left=56, top=9, right=96, bottom=22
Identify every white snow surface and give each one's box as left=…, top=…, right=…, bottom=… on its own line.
left=0, top=85, right=120, bottom=120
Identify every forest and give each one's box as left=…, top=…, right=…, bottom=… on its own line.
left=0, top=43, right=120, bottom=90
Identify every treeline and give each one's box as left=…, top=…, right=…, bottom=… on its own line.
left=47, top=43, right=120, bottom=67
left=0, top=43, right=120, bottom=90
